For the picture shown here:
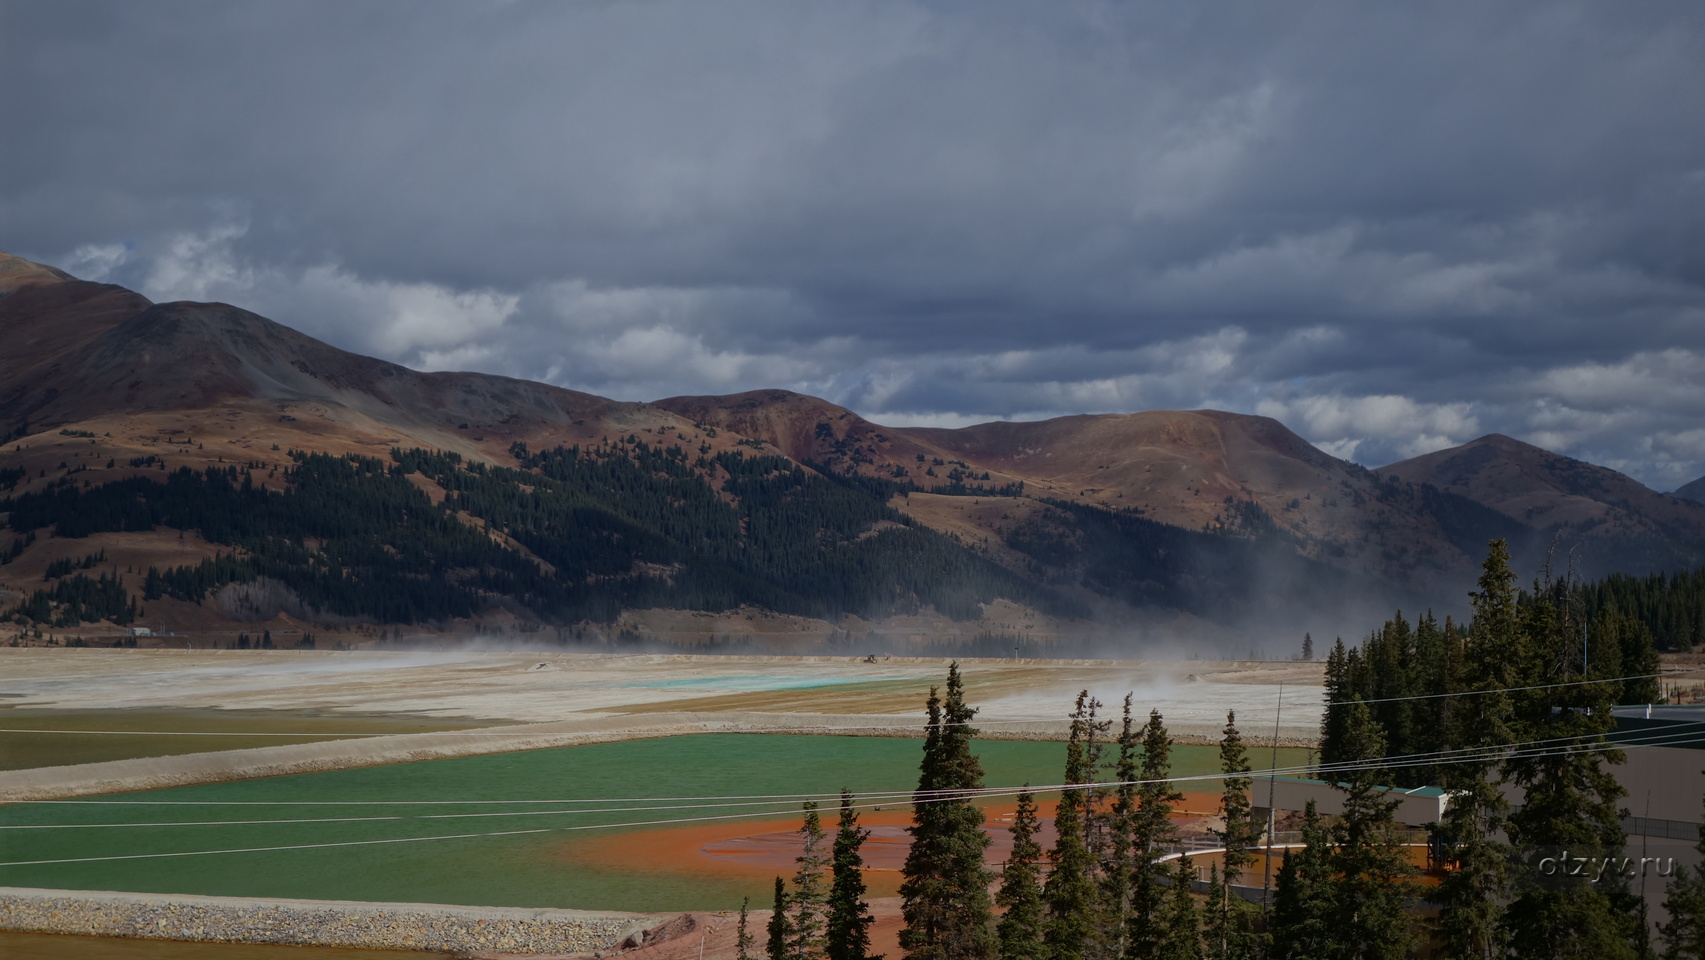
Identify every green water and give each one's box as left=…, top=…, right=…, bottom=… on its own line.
left=0, top=735, right=1310, bottom=912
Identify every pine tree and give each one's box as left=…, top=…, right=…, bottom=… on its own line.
left=1044, top=691, right=1102, bottom=960
left=898, top=663, right=995, bottom=960
left=996, top=788, right=1047, bottom=960
left=1158, top=856, right=1201, bottom=960
left=770, top=877, right=793, bottom=960
left=1127, top=709, right=1184, bottom=960
left=739, top=897, right=757, bottom=960
left=1660, top=794, right=1705, bottom=960
left=1503, top=580, right=1638, bottom=960
left=1268, top=802, right=1333, bottom=960
left=1100, top=695, right=1140, bottom=957
left=828, top=790, right=881, bottom=960
left=1319, top=638, right=1352, bottom=769
left=1209, top=711, right=1257, bottom=960
left=1301, top=632, right=1314, bottom=661
left=1435, top=539, right=1519, bottom=959
left=1328, top=700, right=1415, bottom=960
left=790, top=801, right=830, bottom=959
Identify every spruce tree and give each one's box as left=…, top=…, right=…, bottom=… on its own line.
left=1044, top=691, right=1102, bottom=960
left=1660, top=794, right=1705, bottom=960
left=1268, top=802, right=1333, bottom=960
left=1328, top=700, right=1416, bottom=960
left=1127, top=709, right=1184, bottom=960
left=1159, top=856, right=1202, bottom=960
left=996, top=788, right=1047, bottom=960
left=898, top=663, right=995, bottom=960
left=1503, top=581, right=1638, bottom=960
left=1209, top=711, right=1257, bottom=960
left=739, top=897, right=757, bottom=960
left=1435, top=539, right=1519, bottom=959
left=1319, top=638, right=1352, bottom=769
left=770, top=877, right=793, bottom=960
left=791, top=801, right=830, bottom=959
left=828, top=790, right=881, bottom=960
left=1101, top=695, right=1140, bottom=957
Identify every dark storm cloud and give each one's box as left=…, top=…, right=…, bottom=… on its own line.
left=4, top=0, right=1703, bottom=486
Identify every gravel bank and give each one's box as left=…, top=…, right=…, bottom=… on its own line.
left=0, top=887, right=650, bottom=954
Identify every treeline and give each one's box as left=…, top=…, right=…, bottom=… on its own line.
left=7, top=572, right=138, bottom=628
left=2, top=442, right=1072, bottom=627
left=766, top=664, right=1427, bottom=959
left=1314, top=540, right=1664, bottom=957
left=1580, top=567, right=1705, bottom=651
left=1319, top=599, right=1660, bottom=788
left=775, top=630, right=1698, bottom=960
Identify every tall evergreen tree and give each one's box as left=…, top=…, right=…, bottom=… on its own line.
left=1209, top=711, right=1258, bottom=960
left=791, top=801, right=830, bottom=959
left=1660, top=794, right=1705, bottom=960
left=899, top=663, right=996, bottom=960
left=1044, top=691, right=1103, bottom=960
left=1269, top=802, right=1334, bottom=960
left=1101, top=695, right=1140, bottom=957
left=739, top=897, right=757, bottom=960
left=1503, top=580, right=1638, bottom=960
left=1159, top=856, right=1202, bottom=960
left=1319, top=638, right=1353, bottom=769
left=1127, top=709, right=1184, bottom=960
left=1435, top=539, right=1520, bottom=960
left=1328, top=700, right=1416, bottom=960
left=828, top=790, right=881, bottom=960
left=770, top=877, right=793, bottom=960
left=996, top=788, right=1047, bottom=960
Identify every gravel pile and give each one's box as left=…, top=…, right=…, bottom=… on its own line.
left=0, top=887, right=649, bottom=954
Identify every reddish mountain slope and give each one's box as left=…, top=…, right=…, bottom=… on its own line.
left=0, top=252, right=711, bottom=472
left=5, top=248, right=1699, bottom=638
left=1378, top=434, right=1705, bottom=573
left=1378, top=434, right=1705, bottom=532
left=657, top=391, right=1521, bottom=581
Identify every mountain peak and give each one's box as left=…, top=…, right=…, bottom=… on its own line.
left=1677, top=475, right=1705, bottom=504
left=1379, top=432, right=1705, bottom=550
left=0, top=250, right=77, bottom=293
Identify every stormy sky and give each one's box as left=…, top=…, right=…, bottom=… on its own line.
left=5, top=1, right=1703, bottom=489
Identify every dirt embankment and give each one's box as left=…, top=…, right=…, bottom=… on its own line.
left=0, top=887, right=647, bottom=956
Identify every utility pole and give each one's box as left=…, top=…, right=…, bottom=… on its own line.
left=1262, top=682, right=1283, bottom=912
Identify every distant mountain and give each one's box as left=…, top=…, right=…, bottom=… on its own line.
left=0, top=263, right=669, bottom=461
left=1378, top=434, right=1705, bottom=577
left=1678, top=475, right=1705, bottom=504
left=658, top=392, right=1531, bottom=585
left=3, top=250, right=1701, bottom=644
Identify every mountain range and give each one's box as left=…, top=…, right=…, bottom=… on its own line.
left=3, top=250, right=1703, bottom=647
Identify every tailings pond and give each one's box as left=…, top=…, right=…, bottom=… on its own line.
left=0, top=734, right=1310, bottom=912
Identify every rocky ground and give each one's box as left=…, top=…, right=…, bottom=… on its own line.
left=0, top=888, right=647, bottom=956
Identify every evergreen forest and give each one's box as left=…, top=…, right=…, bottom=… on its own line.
left=0, top=439, right=1516, bottom=633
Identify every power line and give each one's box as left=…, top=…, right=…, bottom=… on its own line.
left=7, top=727, right=1700, bottom=868
left=9, top=723, right=1700, bottom=834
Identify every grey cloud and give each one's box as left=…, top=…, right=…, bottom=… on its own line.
left=4, top=0, right=1703, bottom=488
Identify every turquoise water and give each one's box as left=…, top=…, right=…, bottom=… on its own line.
left=634, top=674, right=912, bottom=690
left=0, top=735, right=1307, bottom=912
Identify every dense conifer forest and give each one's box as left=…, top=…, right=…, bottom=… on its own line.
left=1, top=441, right=1066, bottom=627
left=1, top=439, right=1558, bottom=632
left=780, top=552, right=1695, bottom=959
